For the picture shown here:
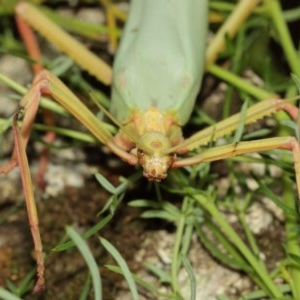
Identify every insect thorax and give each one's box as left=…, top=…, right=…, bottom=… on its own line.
left=113, top=108, right=182, bottom=180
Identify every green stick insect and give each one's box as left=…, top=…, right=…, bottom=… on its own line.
left=0, top=0, right=300, bottom=293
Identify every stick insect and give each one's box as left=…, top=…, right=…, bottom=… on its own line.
left=0, top=0, right=299, bottom=293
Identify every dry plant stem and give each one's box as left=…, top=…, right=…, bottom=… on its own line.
left=12, top=114, right=44, bottom=292
left=101, top=0, right=118, bottom=53
left=111, top=4, right=127, bottom=22
left=15, top=2, right=112, bottom=85
left=207, top=64, right=277, bottom=100
left=17, top=1, right=260, bottom=85
left=206, top=0, right=261, bottom=66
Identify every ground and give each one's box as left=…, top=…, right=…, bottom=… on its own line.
left=0, top=2, right=298, bottom=300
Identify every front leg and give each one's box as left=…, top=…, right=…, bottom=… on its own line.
left=0, top=69, right=130, bottom=291
left=10, top=111, right=45, bottom=292
left=173, top=98, right=300, bottom=203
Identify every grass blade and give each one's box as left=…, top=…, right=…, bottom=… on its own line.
left=66, top=226, right=102, bottom=300
left=181, top=254, right=196, bottom=300
left=99, top=237, right=139, bottom=300
left=0, top=288, right=21, bottom=300
left=54, top=214, right=113, bottom=251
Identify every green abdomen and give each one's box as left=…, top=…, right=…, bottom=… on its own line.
left=111, top=0, right=208, bottom=125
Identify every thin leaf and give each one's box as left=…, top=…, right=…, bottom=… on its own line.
left=66, top=226, right=102, bottom=300
left=181, top=254, right=196, bottom=300
left=14, top=269, right=35, bottom=296
left=236, top=284, right=291, bottom=300
left=0, top=288, right=21, bottom=300
left=141, top=210, right=177, bottom=222
left=216, top=295, right=232, bottom=300
left=146, top=263, right=171, bottom=284
left=95, top=173, right=118, bottom=194
left=79, top=276, right=92, bottom=300
left=242, top=128, right=272, bottom=140
left=99, top=237, right=139, bottom=300
left=291, top=74, right=300, bottom=94
left=95, top=173, right=129, bottom=196
left=54, top=213, right=113, bottom=251
left=233, top=98, right=249, bottom=144
left=105, top=264, right=158, bottom=294
left=289, top=253, right=300, bottom=265
left=128, top=199, right=162, bottom=208
left=257, top=179, right=297, bottom=216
